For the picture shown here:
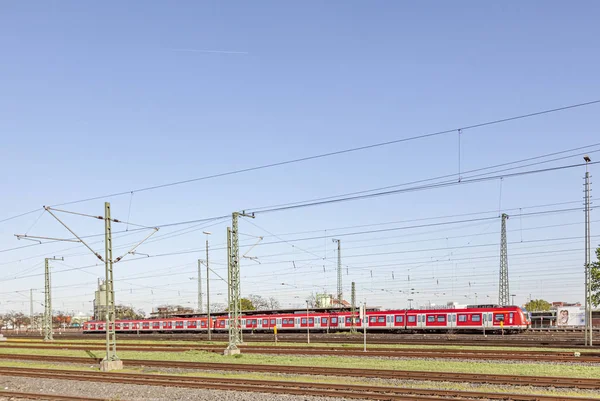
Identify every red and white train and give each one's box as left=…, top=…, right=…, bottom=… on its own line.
left=83, top=305, right=529, bottom=334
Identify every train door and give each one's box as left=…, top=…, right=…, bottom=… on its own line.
left=417, top=314, right=426, bottom=329
left=482, top=313, right=492, bottom=329
left=448, top=313, right=456, bottom=328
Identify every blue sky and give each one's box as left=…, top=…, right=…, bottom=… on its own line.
left=0, top=2, right=598, bottom=316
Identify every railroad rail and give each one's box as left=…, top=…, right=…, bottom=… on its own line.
left=1, top=342, right=599, bottom=363
left=0, top=390, right=112, bottom=400
left=4, top=333, right=598, bottom=348
left=0, top=366, right=596, bottom=401
left=0, top=354, right=598, bottom=389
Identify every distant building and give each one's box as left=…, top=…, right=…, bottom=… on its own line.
left=150, top=305, right=194, bottom=319
left=93, top=279, right=112, bottom=320
left=551, top=301, right=582, bottom=308
left=315, top=293, right=350, bottom=308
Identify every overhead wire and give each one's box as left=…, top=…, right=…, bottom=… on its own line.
left=2, top=99, right=599, bottom=224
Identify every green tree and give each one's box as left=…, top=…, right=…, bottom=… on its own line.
left=591, top=245, right=600, bottom=307
left=115, top=305, right=145, bottom=320
left=240, top=298, right=256, bottom=311
left=524, top=299, right=552, bottom=311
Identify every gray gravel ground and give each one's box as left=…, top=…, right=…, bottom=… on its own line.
left=0, top=375, right=364, bottom=401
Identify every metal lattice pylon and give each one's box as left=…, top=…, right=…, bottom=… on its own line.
left=104, top=202, right=118, bottom=362
left=584, top=161, right=593, bottom=346
left=332, top=239, right=342, bottom=306
left=43, top=258, right=52, bottom=341
left=43, top=256, right=63, bottom=341
left=498, top=213, right=510, bottom=306
left=225, top=212, right=254, bottom=355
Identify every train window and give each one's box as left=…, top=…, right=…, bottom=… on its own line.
left=488, top=313, right=493, bottom=322
left=270, top=319, right=276, bottom=325
left=472, top=314, right=481, bottom=322
left=377, top=316, right=385, bottom=323
left=315, top=318, right=320, bottom=324
left=308, top=318, right=314, bottom=324
left=509, top=313, right=514, bottom=319
left=277, top=319, right=281, bottom=325
left=282, top=319, right=287, bottom=324
left=427, top=316, right=435, bottom=323
left=263, top=319, right=268, bottom=325
left=395, top=316, right=403, bottom=323
left=322, top=318, right=328, bottom=324
left=295, top=318, right=299, bottom=324
left=408, top=316, right=416, bottom=323
left=494, top=314, right=504, bottom=322
left=331, top=317, right=337, bottom=324
left=370, top=316, right=376, bottom=323
left=301, top=318, right=307, bottom=324
left=437, top=315, right=446, bottom=323
left=458, top=315, right=466, bottom=322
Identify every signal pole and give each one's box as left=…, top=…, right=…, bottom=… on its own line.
left=197, top=259, right=203, bottom=314
left=44, top=257, right=63, bottom=341
left=204, top=231, right=212, bottom=341
left=584, top=155, right=593, bottom=346
left=499, top=213, right=510, bottom=306
left=332, top=239, right=342, bottom=306
left=29, top=289, right=33, bottom=331
left=350, top=282, right=357, bottom=334
left=225, top=212, right=255, bottom=355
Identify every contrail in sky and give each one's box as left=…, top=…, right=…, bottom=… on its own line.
left=171, top=48, right=249, bottom=55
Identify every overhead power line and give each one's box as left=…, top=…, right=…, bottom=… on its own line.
left=2, top=99, right=599, bottom=224
left=249, top=162, right=599, bottom=214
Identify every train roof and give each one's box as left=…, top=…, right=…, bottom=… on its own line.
left=169, top=306, right=382, bottom=318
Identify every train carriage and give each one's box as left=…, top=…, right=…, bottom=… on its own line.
left=82, top=305, right=529, bottom=334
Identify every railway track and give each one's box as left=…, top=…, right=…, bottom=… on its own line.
left=0, top=353, right=598, bottom=389
left=0, top=390, right=112, bottom=400
left=0, top=366, right=596, bottom=401
left=5, top=333, right=597, bottom=348
left=2, top=342, right=598, bottom=363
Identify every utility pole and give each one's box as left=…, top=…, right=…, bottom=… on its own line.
left=22, top=203, right=158, bottom=370
left=350, top=282, right=357, bottom=334
left=332, top=239, right=342, bottom=306
left=204, top=231, right=212, bottom=341
left=499, top=213, right=510, bottom=306
left=44, top=257, right=63, bottom=341
left=197, top=259, right=203, bottom=314
left=306, top=300, right=310, bottom=344
left=584, top=155, right=593, bottom=346
left=103, top=202, right=120, bottom=369
left=206, top=237, right=211, bottom=341
left=225, top=211, right=255, bottom=355
left=29, top=289, right=33, bottom=331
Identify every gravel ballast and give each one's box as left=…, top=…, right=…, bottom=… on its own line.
left=0, top=375, right=364, bottom=401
